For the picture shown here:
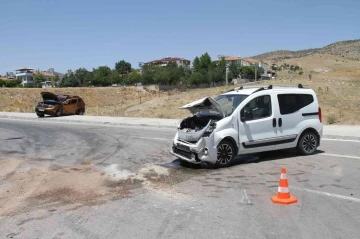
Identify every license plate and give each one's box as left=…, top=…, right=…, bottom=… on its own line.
left=177, top=144, right=190, bottom=152
left=38, top=109, right=44, bottom=112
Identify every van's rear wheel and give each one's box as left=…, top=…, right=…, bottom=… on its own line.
left=216, top=139, right=235, bottom=167
left=297, top=131, right=318, bottom=155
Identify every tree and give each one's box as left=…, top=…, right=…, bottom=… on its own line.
left=237, top=64, right=265, bottom=80
left=140, top=64, right=157, bottom=85
left=153, top=68, right=170, bottom=85
left=271, top=64, right=278, bottom=71
left=59, top=73, right=80, bottom=87
left=1, top=79, right=22, bottom=87
left=207, top=67, right=223, bottom=85
left=109, top=70, right=121, bottom=85
left=199, top=52, right=212, bottom=71
left=115, top=60, right=132, bottom=75
left=187, top=72, right=205, bottom=86
left=34, top=73, right=46, bottom=87
left=92, top=66, right=112, bottom=86
left=192, top=56, right=201, bottom=72
left=228, top=61, right=241, bottom=80
left=126, top=71, right=141, bottom=85
left=75, top=68, right=93, bottom=86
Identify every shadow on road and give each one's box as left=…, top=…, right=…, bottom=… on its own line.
left=166, top=149, right=325, bottom=170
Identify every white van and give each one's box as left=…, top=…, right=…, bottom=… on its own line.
left=170, top=84, right=323, bottom=167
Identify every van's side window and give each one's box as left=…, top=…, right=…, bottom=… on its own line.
left=277, top=94, right=314, bottom=115
left=242, top=95, right=272, bottom=121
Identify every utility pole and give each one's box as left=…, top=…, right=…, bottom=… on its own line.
left=254, top=63, right=257, bottom=81
left=225, top=66, right=229, bottom=86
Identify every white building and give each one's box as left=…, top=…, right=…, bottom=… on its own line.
left=15, top=67, right=58, bottom=86
left=15, top=67, right=35, bottom=86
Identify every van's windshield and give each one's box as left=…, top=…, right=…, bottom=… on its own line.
left=214, top=94, right=248, bottom=116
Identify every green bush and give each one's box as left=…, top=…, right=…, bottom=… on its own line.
left=4, top=79, right=22, bottom=87
left=327, top=114, right=338, bottom=124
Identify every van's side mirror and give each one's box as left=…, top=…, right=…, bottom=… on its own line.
left=240, top=109, right=251, bottom=122
left=240, top=110, right=246, bottom=122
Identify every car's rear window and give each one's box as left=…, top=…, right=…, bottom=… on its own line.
left=277, top=94, right=314, bottom=115
left=58, top=97, right=67, bottom=103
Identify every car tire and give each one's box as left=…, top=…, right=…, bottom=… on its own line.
left=297, top=131, right=318, bottom=155
left=37, top=113, right=44, bottom=118
left=77, top=109, right=84, bottom=115
left=216, top=139, right=235, bottom=167
left=55, top=109, right=62, bottom=117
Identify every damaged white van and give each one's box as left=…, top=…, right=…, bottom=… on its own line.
left=170, top=84, right=323, bottom=167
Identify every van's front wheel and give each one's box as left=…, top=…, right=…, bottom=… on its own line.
left=216, top=139, right=235, bottom=167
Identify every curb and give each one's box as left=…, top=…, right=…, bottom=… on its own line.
left=321, top=135, right=360, bottom=141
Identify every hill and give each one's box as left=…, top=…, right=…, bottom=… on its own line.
left=252, top=39, right=360, bottom=62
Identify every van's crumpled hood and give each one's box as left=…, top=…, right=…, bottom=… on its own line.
left=40, top=92, right=59, bottom=102
left=179, top=97, right=225, bottom=116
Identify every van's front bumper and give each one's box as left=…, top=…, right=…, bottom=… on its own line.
left=170, top=133, right=217, bottom=164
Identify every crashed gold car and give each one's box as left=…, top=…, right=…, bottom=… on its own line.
left=35, top=92, right=86, bottom=117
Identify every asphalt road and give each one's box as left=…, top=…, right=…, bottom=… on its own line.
left=0, top=119, right=359, bottom=239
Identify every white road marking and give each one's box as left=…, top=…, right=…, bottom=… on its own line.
left=319, top=153, right=360, bottom=160
left=240, top=188, right=251, bottom=204
left=243, top=189, right=251, bottom=204
left=291, top=187, right=360, bottom=203
left=322, top=138, right=360, bottom=143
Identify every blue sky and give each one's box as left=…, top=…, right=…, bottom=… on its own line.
left=0, top=0, right=359, bottom=74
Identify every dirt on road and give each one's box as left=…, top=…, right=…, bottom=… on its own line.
left=0, top=158, right=197, bottom=217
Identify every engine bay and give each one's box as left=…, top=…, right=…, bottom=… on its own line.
left=179, top=111, right=223, bottom=131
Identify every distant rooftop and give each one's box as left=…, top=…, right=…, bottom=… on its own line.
left=15, top=67, right=34, bottom=71
left=214, top=56, right=241, bottom=61
left=145, top=57, right=190, bottom=64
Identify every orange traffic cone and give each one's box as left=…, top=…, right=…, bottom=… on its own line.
left=271, top=168, right=297, bottom=205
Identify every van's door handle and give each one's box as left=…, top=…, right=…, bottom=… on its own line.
left=278, top=118, right=282, bottom=127
left=272, top=118, right=276, bottom=127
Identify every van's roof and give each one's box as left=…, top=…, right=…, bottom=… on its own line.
left=221, top=84, right=315, bottom=96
